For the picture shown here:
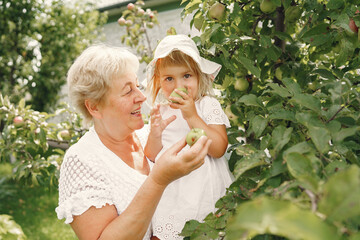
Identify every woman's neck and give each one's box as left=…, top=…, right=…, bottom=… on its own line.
left=94, top=125, right=150, bottom=175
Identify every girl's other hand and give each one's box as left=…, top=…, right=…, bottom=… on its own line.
left=149, top=104, right=176, bottom=138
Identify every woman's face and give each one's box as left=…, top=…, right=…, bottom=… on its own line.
left=159, top=64, right=199, bottom=100
left=97, top=71, right=146, bottom=137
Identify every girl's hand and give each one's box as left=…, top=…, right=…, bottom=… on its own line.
left=169, top=88, right=198, bottom=121
left=149, top=104, right=176, bottom=138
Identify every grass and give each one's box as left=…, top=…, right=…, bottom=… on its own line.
left=0, top=163, right=76, bottom=240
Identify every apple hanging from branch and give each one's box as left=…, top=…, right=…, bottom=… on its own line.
left=13, top=116, right=25, bottom=127
left=186, top=128, right=207, bottom=146
left=260, top=0, right=276, bottom=14
left=208, top=2, right=226, bottom=21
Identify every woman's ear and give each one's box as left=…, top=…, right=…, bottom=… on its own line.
left=85, top=99, right=102, bottom=119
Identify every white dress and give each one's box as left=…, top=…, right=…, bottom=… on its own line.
left=55, top=126, right=153, bottom=240
left=152, top=96, right=234, bottom=240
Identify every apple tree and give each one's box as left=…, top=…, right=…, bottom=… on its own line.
left=181, top=0, right=360, bottom=239
left=0, top=0, right=107, bottom=112
left=0, top=94, right=85, bottom=188
left=117, top=0, right=160, bottom=64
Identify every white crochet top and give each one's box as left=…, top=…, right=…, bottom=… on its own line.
left=55, top=126, right=152, bottom=239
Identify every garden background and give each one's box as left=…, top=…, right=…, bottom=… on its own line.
left=1, top=0, right=359, bottom=239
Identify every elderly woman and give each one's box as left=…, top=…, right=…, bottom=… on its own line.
left=55, top=44, right=211, bottom=240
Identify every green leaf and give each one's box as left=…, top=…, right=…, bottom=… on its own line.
left=227, top=197, right=340, bottom=240
left=238, top=94, right=264, bottom=108
left=282, top=78, right=302, bottom=95
left=308, top=126, right=331, bottom=153
left=301, top=23, right=329, bottom=39
left=267, top=83, right=291, bottom=98
left=284, top=152, right=319, bottom=192
left=180, top=220, right=200, bottom=237
left=312, top=69, right=336, bottom=81
left=291, top=93, right=321, bottom=112
left=272, top=126, right=293, bottom=154
left=235, top=56, right=261, bottom=78
left=269, top=109, right=296, bottom=122
left=250, top=115, right=268, bottom=138
left=332, top=126, right=360, bottom=143
left=283, top=141, right=313, bottom=156
left=318, top=165, right=360, bottom=222
left=327, top=0, right=344, bottom=10
left=233, top=151, right=268, bottom=179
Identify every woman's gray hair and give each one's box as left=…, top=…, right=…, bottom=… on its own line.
left=67, top=44, right=139, bottom=126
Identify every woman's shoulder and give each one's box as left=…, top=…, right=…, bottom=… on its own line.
left=63, top=128, right=101, bottom=163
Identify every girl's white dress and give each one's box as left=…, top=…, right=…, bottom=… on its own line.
left=152, top=96, right=234, bottom=240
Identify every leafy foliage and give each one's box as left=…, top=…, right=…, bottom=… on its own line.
left=0, top=214, right=26, bottom=240
left=0, top=0, right=107, bottom=112
left=180, top=0, right=360, bottom=239
left=0, top=94, right=85, bottom=188
left=117, top=0, right=160, bottom=64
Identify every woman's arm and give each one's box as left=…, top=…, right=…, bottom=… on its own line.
left=70, top=136, right=211, bottom=240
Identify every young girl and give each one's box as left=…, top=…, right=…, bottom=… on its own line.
left=144, top=34, right=234, bottom=240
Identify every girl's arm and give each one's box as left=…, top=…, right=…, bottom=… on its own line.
left=186, top=117, right=228, bottom=158
left=169, top=89, right=228, bottom=158
left=70, top=136, right=212, bottom=240
left=144, top=104, right=176, bottom=161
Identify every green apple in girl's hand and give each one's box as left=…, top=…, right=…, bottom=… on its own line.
left=170, top=87, right=188, bottom=103
left=186, top=128, right=207, bottom=146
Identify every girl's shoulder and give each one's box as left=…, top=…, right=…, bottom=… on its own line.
left=197, top=95, right=222, bottom=108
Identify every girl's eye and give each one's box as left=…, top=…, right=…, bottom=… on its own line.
left=165, top=77, right=173, bottom=81
left=184, top=74, right=191, bottom=79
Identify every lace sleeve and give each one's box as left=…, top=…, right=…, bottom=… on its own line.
left=55, top=154, right=114, bottom=224
left=201, top=96, right=231, bottom=128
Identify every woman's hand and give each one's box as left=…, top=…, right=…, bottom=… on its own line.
left=149, top=135, right=212, bottom=187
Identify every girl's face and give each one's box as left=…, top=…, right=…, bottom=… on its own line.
left=159, top=64, right=199, bottom=100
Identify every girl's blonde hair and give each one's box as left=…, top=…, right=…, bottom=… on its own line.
left=67, top=44, right=139, bottom=126
left=147, top=50, right=214, bottom=103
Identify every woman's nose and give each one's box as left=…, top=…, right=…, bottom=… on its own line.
left=135, top=87, right=147, bottom=102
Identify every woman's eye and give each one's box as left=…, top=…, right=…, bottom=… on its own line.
left=184, top=74, right=191, bottom=79
left=124, top=87, right=132, bottom=95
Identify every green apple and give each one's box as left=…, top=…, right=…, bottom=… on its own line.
left=208, top=2, right=226, bottom=21
left=170, top=87, right=188, bottom=103
left=225, top=105, right=238, bottom=124
left=275, top=67, right=283, bottom=80
left=234, top=78, right=249, bottom=91
left=13, top=116, right=25, bottom=127
left=186, top=128, right=207, bottom=146
left=58, top=129, right=71, bottom=141
left=307, top=82, right=316, bottom=91
left=260, top=0, right=276, bottom=14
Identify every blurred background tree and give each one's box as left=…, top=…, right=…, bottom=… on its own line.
left=0, top=0, right=107, bottom=112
